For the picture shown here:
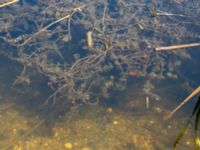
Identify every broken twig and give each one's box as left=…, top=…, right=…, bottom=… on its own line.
left=155, top=43, right=200, bottom=51
left=0, top=0, right=19, bottom=8
left=165, top=86, right=200, bottom=119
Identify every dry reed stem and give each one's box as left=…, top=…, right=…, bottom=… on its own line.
left=21, top=14, right=70, bottom=46
left=155, top=43, right=200, bottom=51
left=0, top=0, right=19, bottom=8
left=21, top=6, right=85, bottom=46
left=165, top=86, right=200, bottom=119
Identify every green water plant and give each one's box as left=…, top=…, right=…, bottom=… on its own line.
left=172, top=95, right=200, bottom=150
left=164, top=86, right=200, bottom=150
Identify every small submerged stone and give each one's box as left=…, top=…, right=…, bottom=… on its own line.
left=64, top=142, right=73, bottom=149
left=81, top=147, right=91, bottom=150
left=106, top=107, right=113, bottom=113
left=186, top=140, right=191, bottom=145
left=113, top=120, right=119, bottom=125
left=13, top=145, right=22, bottom=150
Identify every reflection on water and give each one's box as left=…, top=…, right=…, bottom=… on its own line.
left=0, top=0, right=200, bottom=150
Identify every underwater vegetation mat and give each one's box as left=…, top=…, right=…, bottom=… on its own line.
left=0, top=0, right=200, bottom=109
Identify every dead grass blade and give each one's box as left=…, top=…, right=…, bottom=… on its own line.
left=0, top=0, right=19, bottom=8
left=155, top=43, right=200, bottom=51
left=166, top=86, right=200, bottom=119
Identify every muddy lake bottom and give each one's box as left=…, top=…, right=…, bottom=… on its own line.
left=0, top=89, right=194, bottom=150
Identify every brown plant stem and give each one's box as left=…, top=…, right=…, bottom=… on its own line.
left=155, top=43, right=200, bottom=51
left=0, top=0, right=19, bottom=8
left=166, top=86, right=200, bottom=119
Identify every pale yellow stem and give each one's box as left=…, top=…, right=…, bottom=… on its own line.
left=0, top=0, right=19, bottom=8
left=155, top=43, right=200, bottom=51
left=166, top=86, right=200, bottom=119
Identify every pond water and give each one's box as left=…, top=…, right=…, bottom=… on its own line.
left=0, top=0, right=200, bottom=150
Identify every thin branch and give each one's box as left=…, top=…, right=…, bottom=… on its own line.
left=21, top=14, right=70, bottom=46
left=165, top=86, right=200, bottom=119
left=20, top=6, right=85, bottom=46
left=155, top=43, right=200, bottom=51
left=102, top=2, right=107, bottom=34
left=45, top=83, right=69, bottom=104
left=0, top=0, right=19, bottom=8
left=68, top=9, right=80, bottom=40
left=156, top=10, right=189, bottom=17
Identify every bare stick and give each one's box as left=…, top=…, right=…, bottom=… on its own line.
left=155, top=43, right=200, bottom=51
left=20, top=6, right=85, bottom=46
left=0, top=0, right=19, bottom=8
left=21, top=14, right=70, bottom=46
left=156, top=10, right=189, bottom=17
left=165, top=86, right=200, bottom=119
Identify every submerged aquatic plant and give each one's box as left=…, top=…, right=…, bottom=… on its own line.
left=0, top=0, right=199, bottom=113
